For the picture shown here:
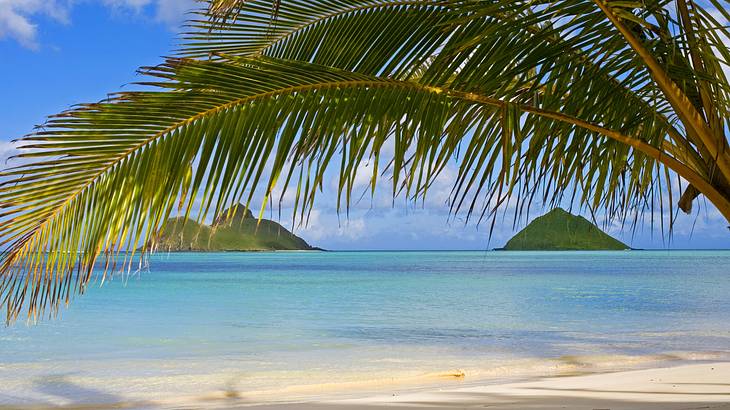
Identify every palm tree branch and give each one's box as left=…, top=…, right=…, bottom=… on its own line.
left=593, top=0, right=730, bottom=181
left=480, top=6, right=697, bottom=166
left=1, top=56, right=721, bottom=322
left=2, top=77, right=395, bottom=265
left=190, top=0, right=699, bottom=174
left=11, top=59, right=719, bottom=232
left=9, top=58, right=717, bottom=230
left=197, top=1, right=724, bottom=180
left=676, top=0, right=721, bottom=131
left=183, top=0, right=451, bottom=77
left=203, top=0, right=441, bottom=57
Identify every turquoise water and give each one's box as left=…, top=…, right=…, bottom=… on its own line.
left=1, top=251, right=729, bottom=407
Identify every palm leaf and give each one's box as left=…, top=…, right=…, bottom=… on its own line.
left=2, top=0, right=730, bottom=322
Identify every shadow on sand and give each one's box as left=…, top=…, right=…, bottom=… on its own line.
left=2, top=374, right=729, bottom=410
left=241, top=382, right=730, bottom=410
left=0, top=374, right=141, bottom=410
left=0, top=373, right=254, bottom=410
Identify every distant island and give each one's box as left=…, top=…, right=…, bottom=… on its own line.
left=155, top=205, right=318, bottom=251
left=501, top=208, right=629, bottom=251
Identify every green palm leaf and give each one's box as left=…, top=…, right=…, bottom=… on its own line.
left=2, top=0, right=730, bottom=322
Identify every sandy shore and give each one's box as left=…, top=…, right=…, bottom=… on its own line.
left=3, top=362, right=729, bottom=409
left=244, top=362, right=730, bottom=410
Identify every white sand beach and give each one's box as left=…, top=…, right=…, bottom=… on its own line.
left=2, top=357, right=729, bottom=409
left=239, top=362, right=730, bottom=410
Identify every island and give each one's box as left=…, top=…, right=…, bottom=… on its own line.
left=501, top=208, right=629, bottom=250
left=154, top=204, right=318, bottom=251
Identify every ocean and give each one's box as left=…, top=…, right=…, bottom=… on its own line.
left=1, top=251, right=729, bottom=408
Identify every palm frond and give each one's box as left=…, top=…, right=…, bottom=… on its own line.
left=4, top=55, right=725, bottom=322
left=184, top=0, right=453, bottom=82
left=2, top=0, right=730, bottom=322
left=182, top=0, right=698, bottom=167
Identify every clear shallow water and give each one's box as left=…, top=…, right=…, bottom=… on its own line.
left=1, top=251, right=729, bottom=407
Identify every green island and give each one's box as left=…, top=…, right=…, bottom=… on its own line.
left=155, top=205, right=317, bottom=251
left=502, top=208, right=629, bottom=251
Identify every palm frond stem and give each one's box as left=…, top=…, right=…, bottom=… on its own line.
left=594, top=0, right=730, bottom=181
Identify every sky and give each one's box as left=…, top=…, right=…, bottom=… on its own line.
left=1, top=1, right=729, bottom=250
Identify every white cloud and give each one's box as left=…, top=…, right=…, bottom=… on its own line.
left=0, top=0, right=196, bottom=49
left=102, top=0, right=153, bottom=9
left=154, top=0, right=196, bottom=27
left=0, top=0, right=70, bottom=49
left=102, top=0, right=196, bottom=26
left=297, top=209, right=368, bottom=242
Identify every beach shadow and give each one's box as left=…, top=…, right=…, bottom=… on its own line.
left=33, top=374, right=122, bottom=404
left=233, top=380, right=730, bottom=410
left=3, top=373, right=253, bottom=410
left=11, top=374, right=148, bottom=409
left=0, top=391, right=53, bottom=409
left=240, top=392, right=730, bottom=410
left=671, top=382, right=730, bottom=386
left=525, top=386, right=730, bottom=396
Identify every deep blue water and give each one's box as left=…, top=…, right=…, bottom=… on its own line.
left=1, top=251, right=729, bottom=406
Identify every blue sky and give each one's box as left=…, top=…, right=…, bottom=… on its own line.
left=1, top=1, right=729, bottom=250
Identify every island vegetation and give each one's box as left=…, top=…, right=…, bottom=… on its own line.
left=156, top=205, right=316, bottom=252
left=502, top=208, right=629, bottom=251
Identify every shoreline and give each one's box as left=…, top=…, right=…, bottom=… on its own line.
left=198, top=361, right=730, bottom=409
left=2, top=358, right=729, bottom=409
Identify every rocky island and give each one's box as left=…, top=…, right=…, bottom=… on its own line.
left=502, top=208, right=629, bottom=251
left=154, top=205, right=317, bottom=251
